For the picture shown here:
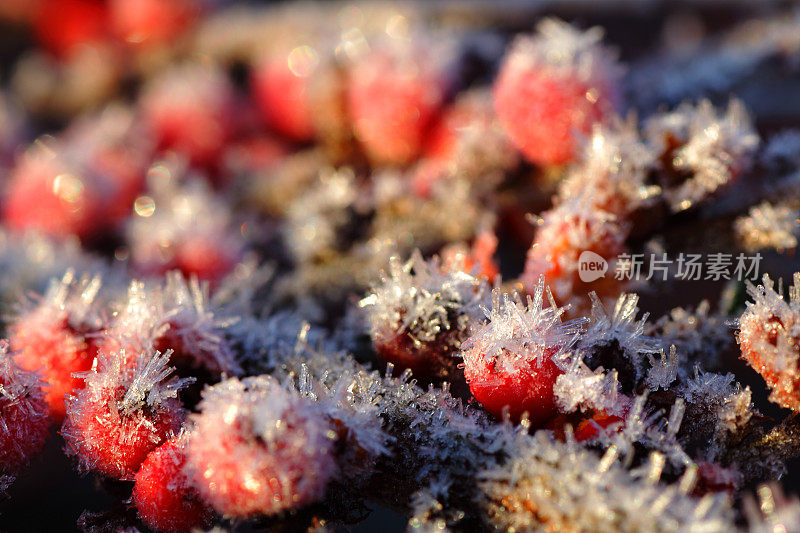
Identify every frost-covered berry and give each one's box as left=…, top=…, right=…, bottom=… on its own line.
left=127, top=166, right=244, bottom=283
left=460, top=281, right=585, bottom=423
left=100, top=274, right=241, bottom=381
left=140, top=63, right=236, bottom=170
left=0, top=341, right=50, bottom=476
left=737, top=273, right=800, bottom=411
left=63, top=349, right=190, bottom=479
left=185, top=375, right=338, bottom=518
left=9, top=271, right=105, bottom=420
left=522, top=196, right=629, bottom=314
left=3, top=139, right=122, bottom=240
left=132, top=435, right=214, bottom=533
left=493, top=18, right=622, bottom=166
left=360, top=251, right=491, bottom=378
left=347, top=44, right=447, bottom=165
left=645, top=99, right=759, bottom=212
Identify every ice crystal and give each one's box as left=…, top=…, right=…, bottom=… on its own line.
left=0, top=340, right=50, bottom=474
left=62, top=347, right=189, bottom=479
left=576, top=292, right=660, bottom=392
left=478, top=431, right=733, bottom=532
left=360, top=250, right=490, bottom=369
left=0, top=231, right=106, bottom=311
left=600, top=393, right=692, bottom=469
left=645, top=99, right=759, bottom=212
left=746, top=484, right=800, bottom=533
left=650, top=300, right=733, bottom=373
left=371, top=174, right=490, bottom=257
left=117, top=349, right=193, bottom=416
left=645, top=346, right=680, bottom=390
left=223, top=312, right=320, bottom=375
left=506, top=18, right=623, bottom=86
left=678, top=369, right=753, bottom=461
left=21, top=269, right=106, bottom=331
left=285, top=167, right=361, bottom=262
left=737, top=273, right=800, bottom=411
left=735, top=201, right=799, bottom=253
left=629, top=11, right=800, bottom=110
left=553, top=354, right=627, bottom=416
left=582, top=292, right=660, bottom=359
left=522, top=195, right=629, bottom=314
left=462, top=281, right=584, bottom=372
left=559, top=117, right=661, bottom=217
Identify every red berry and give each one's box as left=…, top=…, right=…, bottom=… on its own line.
left=252, top=48, right=321, bottom=142
left=62, top=349, right=188, bottom=479
left=34, top=0, right=109, bottom=59
left=347, top=46, right=446, bottom=165
left=574, top=410, right=627, bottom=442
left=0, top=342, right=50, bottom=475
left=461, top=283, right=584, bottom=423
left=140, top=64, right=236, bottom=170
left=133, top=436, right=214, bottom=533
left=3, top=141, right=103, bottom=240
left=493, top=19, right=620, bottom=166
left=9, top=272, right=104, bottom=420
left=109, top=0, right=195, bottom=49
left=176, top=235, right=239, bottom=285
left=186, top=376, right=338, bottom=517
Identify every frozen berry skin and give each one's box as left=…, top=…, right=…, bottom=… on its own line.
left=34, top=0, right=109, bottom=59
left=737, top=273, right=800, bottom=411
left=140, top=64, right=236, bottom=170
left=9, top=272, right=105, bottom=420
left=0, top=342, right=50, bottom=475
left=132, top=436, right=214, bottom=533
left=185, top=375, right=338, bottom=518
left=252, top=49, right=319, bottom=142
left=493, top=18, right=621, bottom=166
left=62, top=349, right=190, bottom=479
left=360, top=251, right=490, bottom=379
left=466, top=346, right=563, bottom=423
left=347, top=46, right=446, bottom=166
left=461, top=281, right=585, bottom=423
